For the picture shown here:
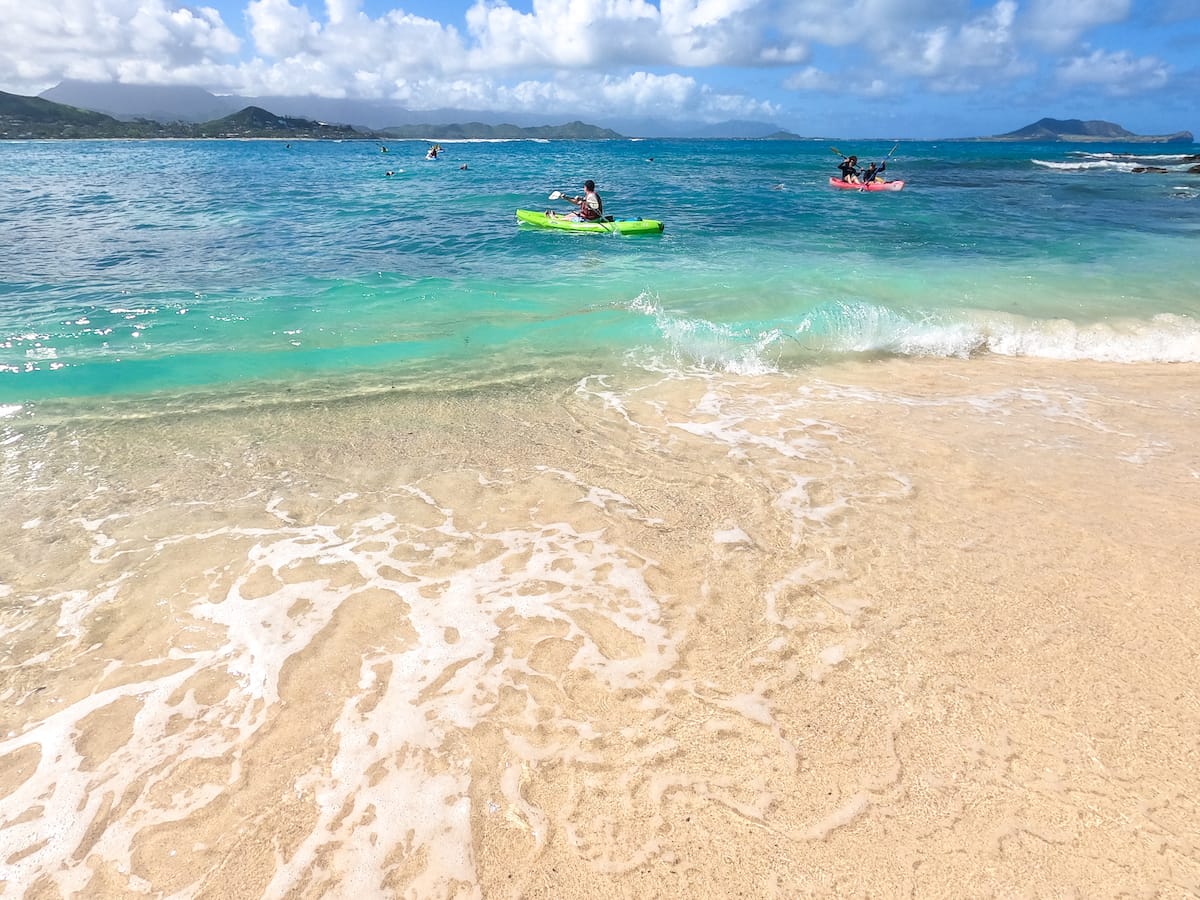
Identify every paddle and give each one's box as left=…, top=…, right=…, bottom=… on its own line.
left=876, top=143, right=899, bottom=180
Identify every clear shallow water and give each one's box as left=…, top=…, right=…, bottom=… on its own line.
left=2, top=138, right=1198, bottom=413
left=2, top=138, right=1200, bottom=898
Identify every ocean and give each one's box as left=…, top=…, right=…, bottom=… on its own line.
left=1, top=138, right=1198, bottom=897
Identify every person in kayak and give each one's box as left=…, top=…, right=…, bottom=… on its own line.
left=861, top=161, right=886, bottom=183
left=567, top=180, right=604, bottom=220
left=837, top=155, right=861, bottom=183
left=552, top=180, right=604, bottom=221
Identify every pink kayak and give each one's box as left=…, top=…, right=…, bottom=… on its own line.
left=829, top=177, right=905, bottom=192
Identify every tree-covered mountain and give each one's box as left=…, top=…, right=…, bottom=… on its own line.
left=193, top=106, right=366, bottom=138
left=37, top=79, right=782, bottom=138
left=1, top=90, right=627, bottom=141
left=0, top=91, right=370, bottom=139
left=0, top=91, right=125, bottom=131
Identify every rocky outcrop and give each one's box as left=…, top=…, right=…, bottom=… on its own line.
left=982, top=118, right=1194, bottom=144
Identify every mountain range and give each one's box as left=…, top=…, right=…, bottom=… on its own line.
left=0, top=92, right=370, bottom=140
left=37, top=79, right=785, bottom=139
left=2, top=81, right=1194, bottom=144
left=0, top=90, right=622, bottom=141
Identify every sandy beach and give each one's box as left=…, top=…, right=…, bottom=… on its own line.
left=1, top=356, right=1198, bottom=898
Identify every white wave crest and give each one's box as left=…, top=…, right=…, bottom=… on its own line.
left=632, top=296, right=1200, bottom=371
left=629, top=291, right=781, bottom=375
left=1070, top=151, right=1200, bottom=163
left=834, top=310, right=1200, bottom=363
left=1033, top=159, right=1147, bottom=172
left=791, top=305, right=1200, bottom=364
left=980, top=312, right=1200, bottom=362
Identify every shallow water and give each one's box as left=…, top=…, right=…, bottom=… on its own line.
left=2, top=356, right=1199, bottom=896
left=2, top=138, right=1198, bottom=413
left=1, top=139, right=1199, bottom=897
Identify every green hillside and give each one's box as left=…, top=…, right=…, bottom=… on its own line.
left=0, top=90, right=135, bottom=136
left=0, top=91, right=369, bottom=140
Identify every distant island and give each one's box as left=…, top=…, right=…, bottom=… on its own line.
left=968, top=117, right=1193, bottom=144
left=0, top=90, right=622, bottom=141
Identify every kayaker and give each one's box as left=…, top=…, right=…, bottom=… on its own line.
left=862, top=161, right=884, bottom=183
left=561, top=180, right=604, bottom=221
left=838, top=155, right=861, bottom=183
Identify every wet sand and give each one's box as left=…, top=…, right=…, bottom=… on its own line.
left=1, top=356, right=1198, bottom=897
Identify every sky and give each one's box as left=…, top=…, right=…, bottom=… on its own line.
left=2, top=0, right=1198, bottom=138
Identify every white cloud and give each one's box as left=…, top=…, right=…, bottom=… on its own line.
left=239, top=0, right=467, bottom=96
left=773, top=0, right=957, bottom=47
left=0, top=0, right=240, bottom=90
left=784, top=66, right=892, bottom=97
left=659, top=0, right=776, bottom=64
left=587, top=70, right=707, bottom=114
left=1023, top=0, right=1131, bottom=50
left=401, top=69, right=778, bottom=121
left=0, top=0, right=1184, bottom=130
left=463, top=0, right=656, bottom=69
left=246, top=0, right=320, bottom=58
left=1057, top=47, right=1169, bottom=94
left=873, top=0, right=1025, bottom=85
left=783, top=66, right=835, bottom=91
left=461, top=0, right=803, bottom=69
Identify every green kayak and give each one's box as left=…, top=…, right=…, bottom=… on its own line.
left=516, top=209, right=665, bottom=235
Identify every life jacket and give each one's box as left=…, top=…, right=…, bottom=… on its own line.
left=580, top=191, right=602, bottom=220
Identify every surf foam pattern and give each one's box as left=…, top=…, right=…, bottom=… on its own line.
left=0, top=465, right=683, bottom=895
left=2, top=366, right=1197, bottom=896
left=0, top=371, right=906, bottom=896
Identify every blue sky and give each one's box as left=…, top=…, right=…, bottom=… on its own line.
left=2, top=0, right=1197, bottom=138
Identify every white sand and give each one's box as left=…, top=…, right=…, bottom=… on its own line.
left=1, top=357, right=1197, bottom=897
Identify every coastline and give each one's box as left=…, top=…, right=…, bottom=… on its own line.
left=2, top=355, right=1197, bottom=896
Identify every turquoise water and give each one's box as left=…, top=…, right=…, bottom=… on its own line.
left=3, top=137, right=1199, bottom=897
left=2, top=138, right=1198, bottom=410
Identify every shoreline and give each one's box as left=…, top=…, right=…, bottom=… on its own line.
left=1, top=356, right=1198, bottom=897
